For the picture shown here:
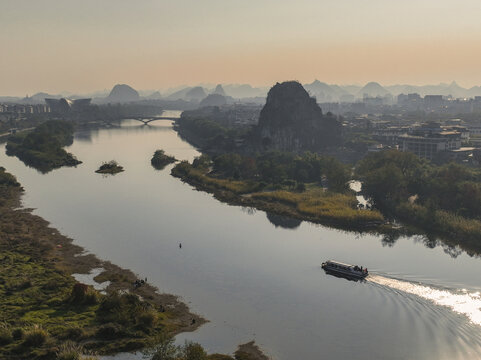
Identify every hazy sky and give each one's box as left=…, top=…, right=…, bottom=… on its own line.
left=2, top=0, right=481, bottom=95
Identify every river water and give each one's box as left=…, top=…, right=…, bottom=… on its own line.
left=2, top=112, right=481, bottom=360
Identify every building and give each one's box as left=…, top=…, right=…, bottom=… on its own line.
left=399, top=122, right=462, bottom=160
left=424, top=95, right=444, bottom=110
left=45, top=98, right=91, bottom=113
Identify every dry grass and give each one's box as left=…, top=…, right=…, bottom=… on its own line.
left=251, top=188, right=384, bottom=224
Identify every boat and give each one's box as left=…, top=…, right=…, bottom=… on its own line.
left=321, top=260, right=368, bottom=279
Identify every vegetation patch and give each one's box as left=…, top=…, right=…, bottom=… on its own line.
left=356, top=149, right=481, bottom=253
left=95, top=160, right=124, bottom=174
left=172, top=157, right=383, bottom=230
left=142, top=334, right=266, bottom=360
left=151, top=149, right=177, bottom=170
left=5, top=120, right=81, bottom=173
left=251, top=188, right=383, bottom=227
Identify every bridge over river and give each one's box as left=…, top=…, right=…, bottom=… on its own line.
left=128, top=116, right=179, bottom=124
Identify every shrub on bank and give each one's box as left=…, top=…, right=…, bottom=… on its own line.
left=136, top=310, right=158, bottom=330
left=69, top=283, right=99, bottom=305
left=95, top=323, right=125, bottom=340
left=23, top=326, right=48, bottom=347
left=11, top=327, right=24, bottom=341
left=0, top=326, right=13, bottom=345
left=56, top=341, right=98, bottom=360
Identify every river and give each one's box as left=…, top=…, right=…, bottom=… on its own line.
left=2, top=111, right=481, bottom=360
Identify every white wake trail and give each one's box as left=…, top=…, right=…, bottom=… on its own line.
left=368, top=274, right=481, bottom=326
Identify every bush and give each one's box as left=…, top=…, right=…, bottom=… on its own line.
left=63, top=327, right=85, bottom=340
left=143, top=333, right=179, bottom=360
left=70, top=283, right=99, bottom=305
left=56, top=341, right=97, bottom=360
left=56, top=341, right=82, bottom=360
left=296, top=182, right=306, bottom=192
left=23, top=327, right=48, bottom=347
left=95, top=323, right=124, bottom=340
left=136, top=310, right=157, bottom=330
left=11, top=327, right=24, bottom=341
left=181, top=341, right=207, bottom=360
left=0, top=327, right=13, bottom=345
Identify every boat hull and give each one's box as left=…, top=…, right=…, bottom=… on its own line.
left=321, top=262, right=368, bottom=280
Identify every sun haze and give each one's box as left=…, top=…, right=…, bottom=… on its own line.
left=2, top=0, right=481, bottom=95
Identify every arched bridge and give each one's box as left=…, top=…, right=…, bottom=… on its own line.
left=128, top=116, right=179, bottom=124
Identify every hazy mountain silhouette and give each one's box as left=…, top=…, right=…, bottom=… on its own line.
left=166, top=86, right=206, bottom=102
left=143, top=91, right=162, bottom=100
left=304, top=80, right=349, bottom=102
left=212, top=84, right=226, bottom=96
left=385, top=81, right=481, bottom=97
left=358, top=82, right=391, bottom=97
left=107, top=84, right=140, bottom=102
left=199, top=94, right=228, bottom=107
left=22, top=92, right=62, bottom=104
left=222, top=84, right=268, bottom=98
left=185, top=87, right=207, bottom=102
left=166, top=87, right=192, bottom=101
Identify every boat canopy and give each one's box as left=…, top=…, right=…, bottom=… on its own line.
left=325, top=260, right=355, bottom=269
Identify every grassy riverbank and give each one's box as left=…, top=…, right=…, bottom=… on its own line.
left=171, top=160, right=384, bottom=230
left=0, top=167, right=202, bottom=359
left=0, top=166, right=269, bottom=360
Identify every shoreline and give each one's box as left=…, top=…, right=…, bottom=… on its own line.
left=0, top=163, right=270, bottom=359
left=17, top=193, right=206, bottom=333
left=171, top=162, right=387, bottom=234
left=0, top=180, right=205, bottom=357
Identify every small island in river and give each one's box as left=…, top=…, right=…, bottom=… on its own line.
left=151, top=149, right=177, bottom=170
left=5, top=120, right=82, bottom=173
left=95, top=160, right=124, bottom=174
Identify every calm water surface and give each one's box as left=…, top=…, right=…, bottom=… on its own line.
left=2, top=112, right=481, bottom=360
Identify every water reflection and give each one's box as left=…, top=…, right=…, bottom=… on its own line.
left=2, top=115, right=481, bottom=360
left=322, top=268, right=367, bottom=282
left=240, top=206, right=257, bottom=216
left=265, top=212, right=302, bottom=229
left=380, top=231, right=402, bottom=247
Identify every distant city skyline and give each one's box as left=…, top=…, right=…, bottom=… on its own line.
left=2, top=0, right=481, bottom=95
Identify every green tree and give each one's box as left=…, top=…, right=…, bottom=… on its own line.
left=143, top=333, right=179, bottom=360
left=181, top=341, right=208, bottom=360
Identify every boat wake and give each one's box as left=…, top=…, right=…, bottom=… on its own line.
left=368, top=274, right=481, bottom=327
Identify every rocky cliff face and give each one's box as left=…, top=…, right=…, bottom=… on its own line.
left=255, top=81, right=341, bottom=151
left=108, top=84, right=140, bottom=103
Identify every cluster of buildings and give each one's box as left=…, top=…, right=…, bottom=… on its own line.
left=0, top=98, right=92, bottom=123
left=319, top=94, right=481, bottom=117
left=183, top=103, right=261, bottom=128
left=397, top=94, right=481, bottom=113
left=0, top=103, right=50, bottom=114
left=371, top=121, right=478, bottom=162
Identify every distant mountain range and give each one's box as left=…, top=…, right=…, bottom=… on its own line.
left=304, top=80, right=481, bottom=102
left=3, top=81, right=481, bottom=105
